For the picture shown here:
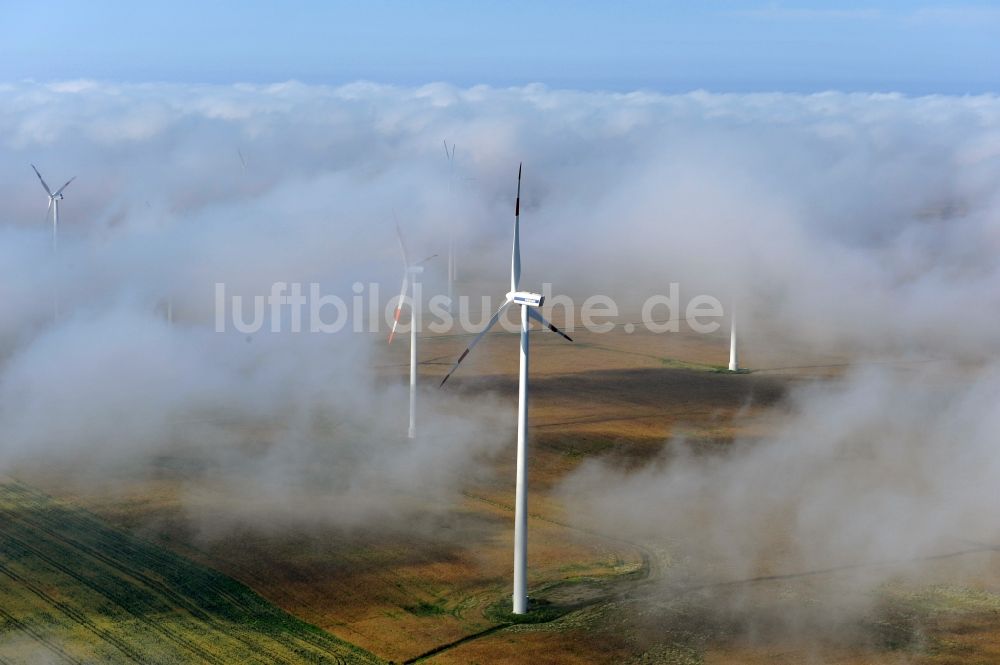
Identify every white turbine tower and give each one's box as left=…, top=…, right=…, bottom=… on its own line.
left=440, top=164, right=572, bottom=614
left=389, top=223, right=436, bottom=439
left=32, top=164, right=75, bottom=255
left=728, top=305, right=739, bottom=372
left=443, top=140, right=457, bottom=313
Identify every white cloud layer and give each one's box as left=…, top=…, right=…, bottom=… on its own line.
left=2, top=81, right=997, bottom=353
left=0, top=80, right=998, bottom=540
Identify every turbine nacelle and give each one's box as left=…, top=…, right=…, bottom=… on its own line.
left=506, top=291, right=543, bottom=308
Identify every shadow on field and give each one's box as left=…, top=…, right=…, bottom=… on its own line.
left=443, top=367, right=789, bottom=411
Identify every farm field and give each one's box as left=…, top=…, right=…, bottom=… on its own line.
left=8, top=325, right=1000, bottom=664
left=0, top=480, right=383, bottom=664
left=3, top=12, right=996, bottom=661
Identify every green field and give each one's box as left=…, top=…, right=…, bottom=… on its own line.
left=0, top=480, right=383, bottom=664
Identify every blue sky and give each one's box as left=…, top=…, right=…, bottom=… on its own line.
left=1, top=1, right=997, bottom=93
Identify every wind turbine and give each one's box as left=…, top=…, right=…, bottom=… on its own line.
left=31, top=164, right=75, bottom=254
left=389, top=222, right=437, bottom=439
left=728, top=305, right=739, bottom=371
left=443, top=140, right=457, bottom=313
left=439, top=164, right=572, bottom=614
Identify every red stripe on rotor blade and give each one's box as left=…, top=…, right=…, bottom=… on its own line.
left=388, top=308, right=402, bottom=344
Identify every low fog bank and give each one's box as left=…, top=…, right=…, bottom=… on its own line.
left=0, top=81, right=997, bottom=539
left=1, top=81, right=997, bottom=357
left=559, top=362, right=1000, bottom=640
left=0, top=302, right=513, bottom=531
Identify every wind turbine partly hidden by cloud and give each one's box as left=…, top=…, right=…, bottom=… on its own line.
left=31, top=164, right=75, bottom=255
left=440, top=164, right=573, bottom=614
left=31, top=164, right=75, bottom=319
left=389, top=220, right=436, bottom=439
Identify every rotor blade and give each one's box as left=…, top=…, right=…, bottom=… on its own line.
left=387, top=272, right=409, bottom=345
left=527, top=308, right=573, bottom=342
left=511, top=163, right=522, bottom=292
left=44, top=197, right=52, bottom=223
left=439, top=301, right=511, bottom=387
left=392, top=210, right=411, bottom=268
left=415, top=253, right=438, bottom=266
left=515, top=163, right=521, bottom=217
left=238, top=148, right=247, bottom=170
left=394, top=222, right=410, bottom=268
left=31, top=164, right=52, bottom=196
left=54, top=176, right=76, bottom=196
left=442, top=139, right=451, bottom=161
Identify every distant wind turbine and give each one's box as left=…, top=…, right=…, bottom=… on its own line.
left=440, top=164, right=572, bottom=614
left=389, top=221, right=437, bottom=439
left=31, top=164, right=75, bottom=255
left=728, top=306, right=739, bottom=371
left=32, top=164, right=75, bottom=319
